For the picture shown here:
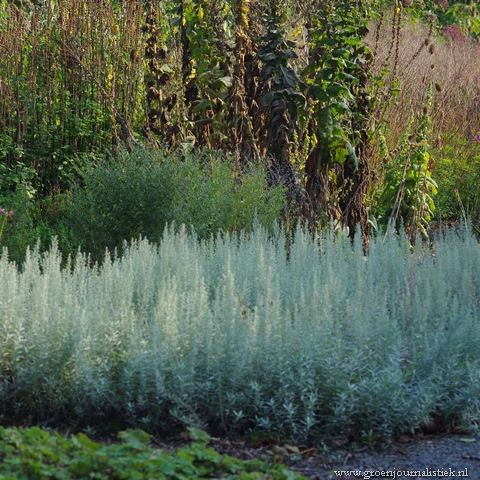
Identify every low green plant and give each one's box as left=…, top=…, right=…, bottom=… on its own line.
left=0, top=189, right=81, bottom=266
left=34, top=192, right=81, bottom=260
left=0, top=426, right=302, bottom=479
left=0, top=156, right=36, bottom=200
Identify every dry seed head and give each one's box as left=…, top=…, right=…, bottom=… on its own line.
left=435, top=82, right=442, bottom=92
left=428, top=43, right=435, bottom=54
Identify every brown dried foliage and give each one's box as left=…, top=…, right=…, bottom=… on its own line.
left=366, top=17, right=480, bottom=153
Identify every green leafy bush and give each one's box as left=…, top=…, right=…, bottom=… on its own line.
left=0, top=188, right=37, bottom=265
left=65, top=148, right=285, bottom=261
left=434, top=136, right=480, bottom=224
left=65, top=148, right=174, bottom=262
left=404, top=0, right=480, bottom=39
left=0, top=426, right=302, bottom=479
left=168, top=151, right=286, bottom=238
left=0, top=189, right=81, bottom=266
left=1, top=223, right=480, bottom=442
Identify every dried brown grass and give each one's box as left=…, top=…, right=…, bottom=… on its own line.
left=366, top=15, right=480, bottom=149
left=365, top=14, right=480, bottom=222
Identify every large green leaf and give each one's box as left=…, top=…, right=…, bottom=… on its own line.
left=261, top=91, right=276, bottom=107
left=213, top=76, right=233, bottom=88
left=194, top=99, right=214, bottom=112
left=347, top=142, right=359, bottom=172
left=326, top=82, right=354, bottom=101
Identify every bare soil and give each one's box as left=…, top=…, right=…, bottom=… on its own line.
left=295, top=434, right=479, bottom=479
left=192, top=432, right=480, bottom=479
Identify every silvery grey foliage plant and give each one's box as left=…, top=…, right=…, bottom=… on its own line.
left=0, top=223, right=479, bottom=441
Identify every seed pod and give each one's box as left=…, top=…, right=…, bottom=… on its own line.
left=425, top=37, right=430, bottom=46
left=435, top=82, right=442, bottom=92
left=147, top=87, right=161, bottom=100
left=428, top=43, right=435, bottom=54
left=423, top=105, right=428, bottom=115
left=214, top=97, right=223, bottom=112
left=159, top=73, right=170, bottom=86
left=430, top=64, right=435, bottom=69
left=145, top=46, right=155, bottom=58
left=164, top=94, right=178, bottom=112
left=148, top=58, right=159, bottom=72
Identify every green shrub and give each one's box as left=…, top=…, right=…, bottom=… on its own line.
left=168, top=151, right=286, bottom=238
left=434, top=136, right=480, bottom=224
left=33, top=192, right=80, bottom=261
left=0, top=188, right=37, bottom=265
left=65, top=148, right=175, bottom=262
left=65, top=148, right=285, bottom=261
left=0, top=189, right=81, bottom=266
left=1, top=224, right=480, bottom=442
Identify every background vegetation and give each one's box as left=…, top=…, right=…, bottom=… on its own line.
left=1, top=0, right=478, bottom=262
left=1, top=0, right=480, bottom=469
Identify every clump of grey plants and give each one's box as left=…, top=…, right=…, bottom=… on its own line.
left=1, top=223, right=479, bottom=442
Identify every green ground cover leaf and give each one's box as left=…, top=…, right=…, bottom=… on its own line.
left=0, top=427, right=304, bottom=479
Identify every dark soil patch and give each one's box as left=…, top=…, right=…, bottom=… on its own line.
left=197, top=432, right=480, bottom=479
left=298, top=434, right=478, bottom=478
